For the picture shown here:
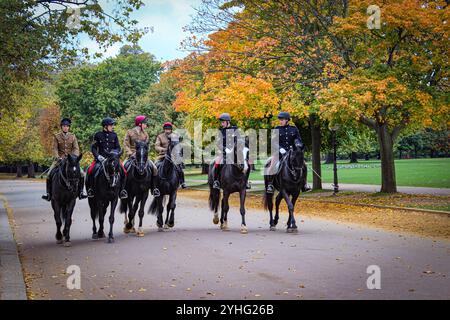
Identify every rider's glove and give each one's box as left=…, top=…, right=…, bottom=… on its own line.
left=225, top=148, right=232, bottom=154
left=97, top=155, right=106, bottom=163
left=280, top=148, right=287, bottom=155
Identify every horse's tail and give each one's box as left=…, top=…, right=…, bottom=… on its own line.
left=208, top=187, right=221, bottom=213
left=119, top=198, right=127, bottom=214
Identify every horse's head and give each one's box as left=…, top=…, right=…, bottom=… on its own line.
left=135, top=141, right=149, bottom=175
left=290, top=139, right=305, bottom=170
left=104, top=149, right=122, bottom=187
left=167, top=134, right=183, bottom=162
left=61, top=154, right=82, bottom=192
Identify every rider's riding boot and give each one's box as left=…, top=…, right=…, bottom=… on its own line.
left=151, top=179, right=161, bottom=197
left=86, top=172, right=94, bottom=198
left=78, top=176, right=88, bottom=200
left=212, top=165, right=221, bottom=190
left=301, top=183, right=312, bottom=193
left=266, top=176, right=275, bottom=194
left=179, top=167, right=187, bottom=189
left=41, top=177, right=52, bottom=201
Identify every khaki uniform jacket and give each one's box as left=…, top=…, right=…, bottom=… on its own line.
left=124, top=126, right=149, bottom=157
left=52, top=132, right=80, bottom=158
left=155, top=132, right=170, bottom=161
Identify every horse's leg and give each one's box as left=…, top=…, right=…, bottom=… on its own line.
left=63, top=200, right=76, bottom=246
left=289, top=192, right=300, bottom=232
left=98, top=203, right=106, bottom=239
left=274, top=192, right=283, bottom=226
left=168, top=191, right=177, bottom=228
left=90, top=200, right=98, bottom=240
left=108, top=199, right=117, bottom=243
left=156, top=197, right=164, bottom=231
left=125, top=196, right=138, bottom=233
left=137, top=192, right=148, bottom=236
left=164, top=194, right=172, bottom=229
left=280, top=190, right=295, bottom=233
left=239, top=189, right=248, bottom=234
left=220, top=191, right=230, bottom=231
left=52, top=201, right=63, bottom=244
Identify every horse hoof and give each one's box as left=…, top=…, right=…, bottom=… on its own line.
left=123, top=227, right=131, bottom=234
left=168, top=223, right=174, bottom=228
left=137, top=231, right=144, bottom=237
left=287, top=228, right=298, bottom=233
left=56, top=239, right=63, bottom=245
left=163, top=224, right=170, bottom=230
left=63, top=241, right=71, bottom=247
left=270, top=226, right=276, bottom=231
left=240, top=225, right=248, bottom=234
left=213, top=215, right=219, bottom=225
left=92, top=233, right=98, bottom=240
left=130, top=227, right=136, bottom=234
left=220, top=222, right=229, bottom=231
left=98, top=233, right=105, bottom=239
left=108, top=237, right=115, bottom=244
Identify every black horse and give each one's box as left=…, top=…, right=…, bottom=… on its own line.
left=208, top=143, right=250, bottom=234
left=87, top=150, right=123, bottom=243
left=148, top=138, right=183, bottom=231
left=263, top=139, right=307, bottom=233
left=120, top=141, right=153, bottom=237
left=50, top=154, right=83, bottom=246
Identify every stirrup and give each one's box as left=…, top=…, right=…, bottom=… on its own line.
left=213, top=180, right=221, bottom=190
left=180, top=183, right=187, bottom=189
left=79, top=192, right=88, bottom=200
left=87, top=189, right=94, bottom=198
left=246, top=181, right=252, bottom=190
left=119, top=190, right=128, bottom=199
left=302, top=185, right=312, bottom=193
left=266, top=184, right=275, bottom=194
left=152, top=188, right=161, bottom=197
left=42, top=194, right=51, bottom=201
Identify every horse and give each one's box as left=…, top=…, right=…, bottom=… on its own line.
left=148, top=138, right=182, bottom=231
left=50, top=154, right=83, bottom=247
left=208, top=142, right=250, bottom=234
left=120, top=141, right=153, bottom=237
left=263, top=139, right=307, bottom=233
left=87, top=150, right=124, bottom=243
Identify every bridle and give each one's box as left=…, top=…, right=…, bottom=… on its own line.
left=129, top=145, right=149, bottom=179
left=59, top=158, right=80, bottom=194
left=100, top=156, right=120, bottom=188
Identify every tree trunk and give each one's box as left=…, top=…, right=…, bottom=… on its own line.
left=324, top=152, right=334, bottom=164
left=309, top=114, right=322, bottom=190
left=16, top=164, right=23, bottom=178
left=201, top=163, right=209, bottom=174
left=27, top=162, right=35, bottom=178
left=377, top=124, right=397, bottom=193
left=349, top=152, right=358, bottom=163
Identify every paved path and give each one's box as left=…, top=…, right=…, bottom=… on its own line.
left=187, top=179, right=450, bottom=195
left=0, top=180, right=449, bottom=300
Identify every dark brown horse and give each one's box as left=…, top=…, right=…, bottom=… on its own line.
left=208, top=144, right=249, bottom=234
left=263, top=139, right=307, bottom=233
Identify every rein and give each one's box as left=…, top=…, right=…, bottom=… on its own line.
left=100, top=159, right=119, bottom=187
left=58, top=160, right=79, bottom=193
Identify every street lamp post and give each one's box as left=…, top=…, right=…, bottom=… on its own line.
left=330, top=125, right=340, bottom=195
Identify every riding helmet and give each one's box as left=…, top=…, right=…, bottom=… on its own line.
left=135, top=115, right=148, bottom=126
left=163, top=122, right=173, bottom=129
left=101, top=117, right=116, bottom=127
left=60, top=118, right=71, bottom=126
left=218, top=113, right=231, bottom=122
left=277, top=111, right=291, bottom=120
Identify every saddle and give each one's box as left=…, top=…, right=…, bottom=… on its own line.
left=265, top=152, right=289, bottom=175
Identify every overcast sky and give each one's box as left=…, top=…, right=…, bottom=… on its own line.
left=79, top=0, right=203, bottom=62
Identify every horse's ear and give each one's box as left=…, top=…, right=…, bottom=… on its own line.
left=77, top=153, right=83, bottom=162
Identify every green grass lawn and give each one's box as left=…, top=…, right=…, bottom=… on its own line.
left=186, top=158, right=450, bottom=188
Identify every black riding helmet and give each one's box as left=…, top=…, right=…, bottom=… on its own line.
left=60, top=118, right=71, bottom=126
left=218, top=113, right=231, bottom=122
left=101, top=117, right=116, bottom=127
left=277, top=112, right=291, bottom=120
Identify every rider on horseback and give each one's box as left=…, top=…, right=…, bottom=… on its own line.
left=155, top=122, right=186, bottom=189
left=86, top=117, right=128, bottom=199
left=42, top=118, right=87, bottom=201
left=123, top=115, right=160, bottom=197
left=211, top=113, right=251, bottom=190
left=265, top=111, right=311, bottom=194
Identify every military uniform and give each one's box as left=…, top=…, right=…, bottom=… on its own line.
left=155, top=132, right=186, bottom=188
left=43, top=131, right=84, bottom=201
left=123, top=126, right=157, bottom=176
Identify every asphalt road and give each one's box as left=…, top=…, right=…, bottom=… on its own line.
left=0, top=180, right=449, bottom=300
